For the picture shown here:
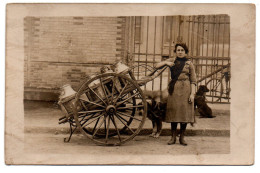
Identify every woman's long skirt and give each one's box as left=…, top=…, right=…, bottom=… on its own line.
left=164, top=80, right=195, bottom=123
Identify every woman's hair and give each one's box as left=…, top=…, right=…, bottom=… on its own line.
left=174, top=43, right=189, bottom=54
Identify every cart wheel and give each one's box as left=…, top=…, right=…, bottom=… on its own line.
left=206, top=78, right=223, bottom=103
left=72, top=73, right=147, bottom=146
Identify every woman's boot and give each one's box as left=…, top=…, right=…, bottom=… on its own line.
left=179, top=123, right=187, bottom=146
left=168, top=123, right=177, bottom=145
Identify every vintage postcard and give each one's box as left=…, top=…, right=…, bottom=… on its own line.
left=5, top=3, right=255, bottom=165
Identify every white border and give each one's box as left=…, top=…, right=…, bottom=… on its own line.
left=1, top=0, right=259, bottom=172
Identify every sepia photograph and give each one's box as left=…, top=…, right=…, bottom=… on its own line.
left=5, top=3, right=255, bottom=165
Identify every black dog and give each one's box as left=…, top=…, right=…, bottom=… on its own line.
left=137, top=89, right=168, bottom=138
left=194, top=85, right=215, bottom=118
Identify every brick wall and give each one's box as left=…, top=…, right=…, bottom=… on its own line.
left=24, top=16, right=126, bottom=100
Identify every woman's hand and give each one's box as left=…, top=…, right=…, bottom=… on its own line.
left=189, top=84, right=196, bottom=104
left=188, top=94, right=195, bottom=104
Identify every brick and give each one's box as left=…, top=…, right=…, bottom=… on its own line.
left=24, top=16, right=126, bottom=91
left=73, top=22, right=83, bottom=25
left=73, top=17, right=83, bottom=20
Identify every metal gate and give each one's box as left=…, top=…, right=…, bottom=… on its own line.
left=125, top=15, right=230, bottom=103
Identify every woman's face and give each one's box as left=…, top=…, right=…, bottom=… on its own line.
left=175, top=46, right=187, bottom=58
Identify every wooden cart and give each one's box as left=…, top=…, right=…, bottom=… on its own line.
left=58, top=62, right=168, bottom=146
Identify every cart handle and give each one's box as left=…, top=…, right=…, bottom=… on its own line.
left=137, top=65, right=169, bottom=85
left=147, top=65, right=168, bottom=77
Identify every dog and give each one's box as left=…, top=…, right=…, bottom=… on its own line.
left=194, top=85, right=215, bottom=118
left=137, top=89, right=168, bottom=138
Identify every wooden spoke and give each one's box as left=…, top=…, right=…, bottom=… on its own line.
left=78, top=110, right=103, bottom=119
left=79, top=98, right=105, bottom=109
left=110, top=77, right=117, bottom=104
left=120, top=90, right=137, bottom=100
left=80, top=99, right=88, bottom=110
left=117, top=105, right=144, bottom=110
left=104, top=115, right=107, bottom=134
left=117, top=111, right=142, bottom=122
left=77, top=107, right=105, bottom=119
left=88, top=86, right=107, bottom=106
left=116, top=92, right=139, bottom=107
left=78, top=113, right=87, bottom=118
left=92, top=116, right=106, bottom=138
left=121, top=100, right=134, bottom=105
left=80, top=113, right=96, bottom=124
left=78, top=114, right=87, bottom=121
left=115, top=113, right=135, bottom=134
left=110, top=115, right=122, bottom=142
left=105, top=115, right=111, bottom=143
left=100, top=77, right=109, bottom=104
left=115, top=112, right=129, bottom=123
left=116, top=109, right=134, bottom=115
left=92, top=117, right=101, bottom=134
left=82, top=112, right=105, bottom=128
left=113, top=81, right=129, bottom=104
left=78, top=109, right=104, bottom=114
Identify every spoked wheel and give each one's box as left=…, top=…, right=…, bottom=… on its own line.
left=72, top=73, right=147, bottom=146
left=206, top=78, right=223, bottom=103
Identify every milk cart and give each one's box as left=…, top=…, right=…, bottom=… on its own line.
left=58, top=62, right=168, bottom=146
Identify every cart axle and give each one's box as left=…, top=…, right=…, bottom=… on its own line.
left=106, top=105, right=116, bottom=115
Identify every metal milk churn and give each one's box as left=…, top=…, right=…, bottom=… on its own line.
left=59, top=84, right=76, bottom=100
left=58, top=84, right=87, bottom=124
left=58, top=84, right=77, bottom=121
left=114, top=61, right=129, bottom=74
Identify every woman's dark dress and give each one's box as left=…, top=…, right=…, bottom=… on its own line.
left=164, top=59, right=197, bottom=123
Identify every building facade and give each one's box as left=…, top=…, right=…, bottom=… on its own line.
left=24, top=15, right=230, bottom=102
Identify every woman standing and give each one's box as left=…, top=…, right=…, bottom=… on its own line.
left=156, top=43, right=197, bottom=146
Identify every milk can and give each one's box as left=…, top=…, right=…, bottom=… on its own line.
left=58, top=84, right=87, bottom=123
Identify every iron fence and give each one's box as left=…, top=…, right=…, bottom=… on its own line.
left=125, top=15, right=230, bottom=103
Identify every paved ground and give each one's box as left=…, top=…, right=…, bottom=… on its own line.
left=24, top=100, right=230, bottom=136
left=19, top=101, right=231, bottom=164
left=24, top=133, right=230, bottom=155
left=22, top=133, right=230, bottom=164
